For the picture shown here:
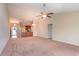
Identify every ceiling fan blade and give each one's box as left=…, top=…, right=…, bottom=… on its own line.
left=47, top=15, right=52, bottom=18
left=47, top=12, right=54, bottom=15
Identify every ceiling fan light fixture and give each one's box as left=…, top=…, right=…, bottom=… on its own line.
left=42, top=14, right=47, bottom=18
left=36, top=3, right=54, bottom=19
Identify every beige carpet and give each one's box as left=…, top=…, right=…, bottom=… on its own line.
left=1, top=36, right=79, bottom=56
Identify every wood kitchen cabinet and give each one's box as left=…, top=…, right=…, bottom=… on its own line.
left=21, top=32, right=33, bottom=37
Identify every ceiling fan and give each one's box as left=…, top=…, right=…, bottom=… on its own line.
left=36, top=4, right=54, bottom=19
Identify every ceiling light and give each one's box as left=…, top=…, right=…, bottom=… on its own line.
left=10, top=20, right=19, bottom=24
left=42, top=14, right=47, bottom=18
left=36, top=3, right=54, bottom=19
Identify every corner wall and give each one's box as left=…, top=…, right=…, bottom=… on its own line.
left=0, top=4, right=9, bottom=54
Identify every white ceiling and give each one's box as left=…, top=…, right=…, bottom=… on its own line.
left=8, top=3, right=79, bottom=22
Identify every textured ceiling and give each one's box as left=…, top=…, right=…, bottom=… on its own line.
left=8, top=3, right=79, bottom=22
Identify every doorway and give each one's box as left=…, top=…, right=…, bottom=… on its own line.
left=48, top=24, right=52, bottom=39
left=10, top=23, right=20, bottom=38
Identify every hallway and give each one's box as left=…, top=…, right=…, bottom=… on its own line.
left=1, top=37, right=79, bottom=56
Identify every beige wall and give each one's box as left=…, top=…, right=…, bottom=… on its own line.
left=32, top=19, right=38, bottom=36
left=35, top=18, right=53, bottom=38
left=53, top=12, right=79, bottom=46
left=0, top=4, right=9, bottom=54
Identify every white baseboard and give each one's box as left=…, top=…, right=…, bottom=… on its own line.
left=37, top=33, right=52, bottom=38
